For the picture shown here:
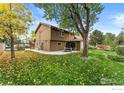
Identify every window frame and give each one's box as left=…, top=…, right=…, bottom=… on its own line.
left=57, top=42, right=62, bottom=46
left=58, top=31, right=64, bottom=37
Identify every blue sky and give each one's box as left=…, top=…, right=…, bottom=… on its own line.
left=26, top=4, right=124, bottom=35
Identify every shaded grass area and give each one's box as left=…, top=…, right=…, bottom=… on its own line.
left=0, top=50, right=124, bottom=85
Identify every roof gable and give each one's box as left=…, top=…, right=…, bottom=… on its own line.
left=35, top=22, right=73, bottom=34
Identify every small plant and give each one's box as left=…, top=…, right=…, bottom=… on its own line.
left=116, top=46, right=124, bottom=56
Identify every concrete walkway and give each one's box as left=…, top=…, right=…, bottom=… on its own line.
left=26, top=49, right=79, bottom=55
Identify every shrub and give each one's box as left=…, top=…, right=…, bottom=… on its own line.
left=116, top=46, right=124, bottom=56
left=88, top=45, right=96, bottom=49
left=107, top=55, right=124, bottom=62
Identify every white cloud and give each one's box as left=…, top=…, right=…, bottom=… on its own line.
left=112, top=13, right=124, bottom=26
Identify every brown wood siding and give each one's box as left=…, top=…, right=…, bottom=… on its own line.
left=51, top=28, right=75, bottom=41
left=35, top=23, right=82, bottom=51
left=50, top=41, right=80, bottom=51
left=50, top=41, right=66, bottom=51
left=76, top=41, right=80, bottom=51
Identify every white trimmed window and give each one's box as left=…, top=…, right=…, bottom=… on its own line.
left=58, top=31, right=64, bottom=37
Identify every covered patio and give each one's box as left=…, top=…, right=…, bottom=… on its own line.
left=65, top=37, right=82, bottom=51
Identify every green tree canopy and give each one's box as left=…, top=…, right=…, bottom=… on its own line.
left=104, top=33, right=116, bottom=43
left=29, top=31, right=36, bottom=41
left=103, top=32, right=116, bottom=50
left=89, top=29, right=104, bottom=46
left=116, top=31, right=124, bottom=45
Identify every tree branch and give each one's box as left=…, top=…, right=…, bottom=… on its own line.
left=68, top=6, right=84, bottom=38
left=70, top=4, right=86, bottom=32
left=82, top=3, right=90, bottom=33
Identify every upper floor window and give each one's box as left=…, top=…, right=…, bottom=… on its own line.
left=58, top=31, right=64, bottom=37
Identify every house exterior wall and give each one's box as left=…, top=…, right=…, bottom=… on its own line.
left=50, top=41, right=66, bottom=51
left=35, top=25, right=51, bottom=51
left=50, top=41, right=81, bottom=51
left=35, top=23, right=82, bottom=51
left=80, top=41, right=83, bottom=50
left=51, top=28, right=75, bottom=41
left=51, top=29, right=69, bottom=41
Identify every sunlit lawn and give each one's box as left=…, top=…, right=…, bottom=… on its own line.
left=0, top=49, right=124, bottom=85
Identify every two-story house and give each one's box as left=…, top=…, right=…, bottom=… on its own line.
left=35, top=22, right=83, bottom=51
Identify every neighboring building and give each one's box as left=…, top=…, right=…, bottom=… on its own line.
left=35, top=22, right=83, bottom=51
left=96, top=44, right=111, bottom=50
left=29, top=40, right=35, bottom=49
left=0, top=43, right=5, bottom=51
left=0, top=39, right=5, bottom=51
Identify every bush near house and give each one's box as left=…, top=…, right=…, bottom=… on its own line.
left=88, top=45, right=96, bottom=49
left=107, top=55, right=124, bottom=62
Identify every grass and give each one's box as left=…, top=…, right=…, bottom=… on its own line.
left=0, top=49, right=124, bottom=85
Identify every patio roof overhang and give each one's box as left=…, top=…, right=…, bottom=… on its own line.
left=69, top=38, right=82, bottom=41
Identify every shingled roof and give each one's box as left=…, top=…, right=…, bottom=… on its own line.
left=35, top=22, right=72, bottom=34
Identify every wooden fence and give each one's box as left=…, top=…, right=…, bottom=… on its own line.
left=0, top=43, right=5, bottom=56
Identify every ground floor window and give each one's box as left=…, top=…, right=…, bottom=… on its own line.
left=57, top=42, right=62, bottom=46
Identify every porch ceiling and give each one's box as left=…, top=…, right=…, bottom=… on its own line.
left=69, top=38, right=82, bottom=41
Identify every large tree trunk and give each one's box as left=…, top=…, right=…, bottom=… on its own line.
left=10, top=36, right=15, bottom=59
left=81, top=34, right=88, bottom=58
left=9, top=4, right=15, bottom=59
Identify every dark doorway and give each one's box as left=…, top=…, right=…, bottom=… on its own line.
left=66, top=42, right=76, bottom=50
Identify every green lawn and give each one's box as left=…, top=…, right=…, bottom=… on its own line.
left=0, top=49, right=124, bottom=85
